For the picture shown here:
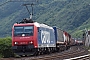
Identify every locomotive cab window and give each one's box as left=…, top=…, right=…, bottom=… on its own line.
left=14, top=26, right=34, bottom=36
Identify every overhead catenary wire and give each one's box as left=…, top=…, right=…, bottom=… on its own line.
left=0, top=0, right=11, bottom=6
left=9, top=0, right=38, bottom=2
left=0, top=0, right=38, bottom=20
left=0, top=0, right=38, bottom=6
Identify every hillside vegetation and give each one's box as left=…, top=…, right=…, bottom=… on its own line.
left=0, top=37, right=13, bottom=58
left=0, top=0, right=90, bottom=38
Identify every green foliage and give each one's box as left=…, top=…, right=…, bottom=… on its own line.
left=0, top=0, right=90, bottom=37
left=0, top=37, right=13, bottom=58
left=71, top=30, right=83, bottom=38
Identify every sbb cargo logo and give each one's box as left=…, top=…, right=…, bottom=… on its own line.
left=41, top=30, right=50, bottom=44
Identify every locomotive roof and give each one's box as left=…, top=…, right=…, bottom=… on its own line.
left=34, top=22, right=53, bottom=29
left=13, top=22, right=53, bottom=29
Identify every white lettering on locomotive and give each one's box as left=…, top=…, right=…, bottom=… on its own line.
left=41, top=30, right=50, bottom=44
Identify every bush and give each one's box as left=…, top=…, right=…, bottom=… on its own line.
left=0, top=37, right=14, bottom=58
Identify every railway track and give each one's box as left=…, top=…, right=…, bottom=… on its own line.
left=0, top=45, right=89, bottom=60
left=65, top=54, right=90, bottom=60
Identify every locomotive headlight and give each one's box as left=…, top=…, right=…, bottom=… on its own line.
left=30, top=41, right=33, bottom=44
left=14, top=42, right=18, bottom=44
left=29, top=41, right=33, bottom=44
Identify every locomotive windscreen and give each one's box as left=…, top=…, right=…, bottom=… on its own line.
left=14, top=26, right=33, bottom=36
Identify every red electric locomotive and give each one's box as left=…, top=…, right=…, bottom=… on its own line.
left=12, top=19, right=56, bottom=56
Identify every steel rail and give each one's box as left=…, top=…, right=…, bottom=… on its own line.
left=30, top=47, right=86, bottom=60
left=64, top=54, right=90, bottom=60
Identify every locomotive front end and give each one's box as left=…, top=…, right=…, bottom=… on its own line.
left=12, top=23, right=38, bottom=56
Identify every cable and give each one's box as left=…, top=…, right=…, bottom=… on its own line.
left=0, top=0, right=11, bottom=6
left=0, top=0, right=39, bottom=6
left=10, top=0, right=38, bottom=2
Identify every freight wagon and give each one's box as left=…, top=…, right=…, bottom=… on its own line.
left=12, top=22, right=56, bottom=56
left=53, top=27, right=71, bottom=51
